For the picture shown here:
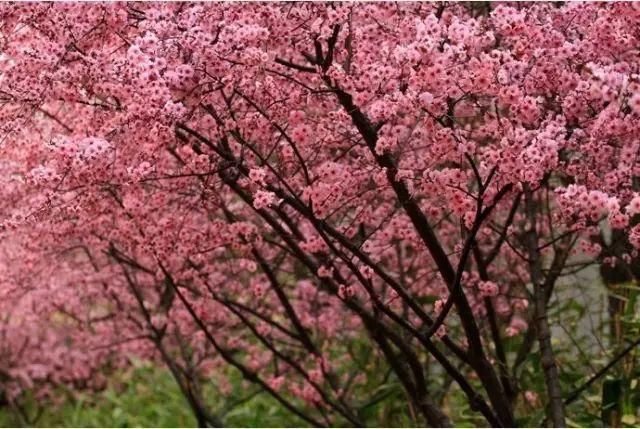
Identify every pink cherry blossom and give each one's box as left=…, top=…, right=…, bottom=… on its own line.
left=0, top=3, right=639, bottom=427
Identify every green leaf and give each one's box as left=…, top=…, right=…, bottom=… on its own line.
left=602, top=378, right=624, bottom=426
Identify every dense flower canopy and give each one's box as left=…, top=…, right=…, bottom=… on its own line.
left=0, top=2, right=639, bottom=427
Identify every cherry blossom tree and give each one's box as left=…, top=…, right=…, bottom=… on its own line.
left=1, top=2, right=640, bottom=427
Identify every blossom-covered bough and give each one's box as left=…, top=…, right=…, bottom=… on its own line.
left=0, top=2, right=639, bottom=427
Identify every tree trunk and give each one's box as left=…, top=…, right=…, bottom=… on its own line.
left=524, top=185, right=566, bottom=427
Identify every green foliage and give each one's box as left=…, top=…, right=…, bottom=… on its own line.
left=0, top=363, right=197, bottom=428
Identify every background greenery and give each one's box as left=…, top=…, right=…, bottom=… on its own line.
left=0, top=280, right=639, bottom=427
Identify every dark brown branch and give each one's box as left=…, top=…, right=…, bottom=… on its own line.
left=275, top=57, right=316, bottom=73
